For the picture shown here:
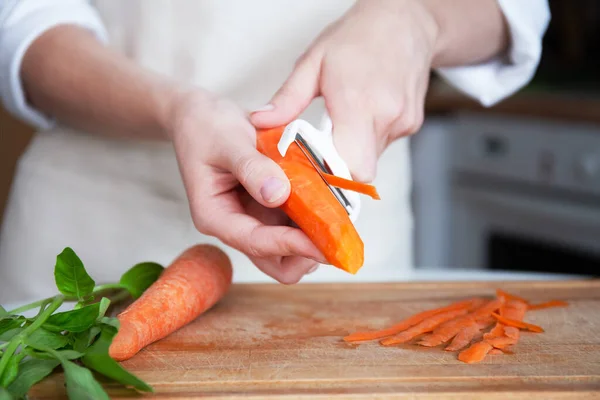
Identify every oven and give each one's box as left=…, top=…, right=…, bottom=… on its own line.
left=447, top=113, right=600, bottom=276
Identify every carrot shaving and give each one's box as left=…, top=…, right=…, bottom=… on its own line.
left=343, top=298, right=481, bottom=342
left=496, top=289, right=529, bottom=304
left=322, top=172, right=380, bottom=200
left=528, top=300, right=569, bottom=310
left=491, top=312, right=544, bottom=333
left=343, top=287, right=567, bottom=364
left=458, top=341, right=493, bottom=364
left=380, top=308, right=469, bottom=346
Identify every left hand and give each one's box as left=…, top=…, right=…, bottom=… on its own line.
left=250, top=0, right=438, bottom=182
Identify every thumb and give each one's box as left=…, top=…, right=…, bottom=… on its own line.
left=225, top=145, right=291, bottom=208
left=250, top=53, right=321, bottom=128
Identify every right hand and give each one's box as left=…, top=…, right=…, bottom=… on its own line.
left=166, top=89, right=326, bottom=284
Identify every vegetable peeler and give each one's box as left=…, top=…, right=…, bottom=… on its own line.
left=277, top=115, right=361, bottom=223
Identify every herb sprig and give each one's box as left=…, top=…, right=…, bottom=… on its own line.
left=0, top=247, right=164, bottom=399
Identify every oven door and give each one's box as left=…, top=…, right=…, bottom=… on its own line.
left=449, top=184, right=600, bottom=276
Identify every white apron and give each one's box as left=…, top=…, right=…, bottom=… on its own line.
left=0, top=0, right=414, bottom=303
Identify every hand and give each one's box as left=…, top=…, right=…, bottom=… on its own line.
left=250, top=0, right=439, bottom=182
left=167, top=89, right=326, bottom=283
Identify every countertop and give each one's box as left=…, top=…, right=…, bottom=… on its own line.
left=424, top=81, right=600, bottom=126
left=2, top=269, right=587, bottom=314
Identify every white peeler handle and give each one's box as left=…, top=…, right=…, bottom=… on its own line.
left=277, top=115, right=361, bottom=222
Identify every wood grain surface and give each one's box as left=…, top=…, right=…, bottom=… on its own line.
left=29, top=280, right=600, bottom=399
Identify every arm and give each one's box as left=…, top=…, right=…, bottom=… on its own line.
left=251, top=0, right=549, bottom=181
left=20, top=25, right=178, bottom=139
left=422, top=0, right=510, bottom=68
left=0, top=1, right=325, bottom=283
left=433, top=0, right=551, bottom=106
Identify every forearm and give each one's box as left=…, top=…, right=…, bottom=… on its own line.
left=422, top=0, right=510, bottom=68
left=21, top=25, right=182, bottom=140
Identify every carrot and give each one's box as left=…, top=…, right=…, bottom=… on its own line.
left=491, top=313, right=544, bottom=333
left=418, top=299, right=503, bottom=347
left=499, top=300, right=528, bottom=339
left=344, top=288, right=567, bottom=364
left=380, top=308, right=469, bottom=346
left=484, top=336, right=517, bottom=349
left=483, top=322, right=505, bottom=340
left=444, top=324, right=481, bottom=351
left=256, top=127, right=367, bottom=274
left=109, top=244, right=233, bottom=361
left=496, top=289, right=529, bottom=304
left=528, top=300, right=569, bottom=310
left=457, top=341, right=494, bottom=364
left=322, top=172, right=380, bottom=200
left=489, top=349, right=504, bottom=355
left=343, top=298, right=483, bottom=342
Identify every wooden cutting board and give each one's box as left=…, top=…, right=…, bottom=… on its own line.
left=30, top=280, right=600, bottom=399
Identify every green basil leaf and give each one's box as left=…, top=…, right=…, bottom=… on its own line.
left=0, top=328, right=23, bottom=342
left=119, top=262, right=163, bottom=299
left=62, top=359, right=109, bottom=400
left=0, top=318, right=25, bottom=337
left=97, top=298, right=111, bottom=320
left=6, top=359, right=59, bottom=398
left=43, top=303, right=100, bottom=333
left=25, top=328, right=68, bottom=350
left=82, top=326, right=152, bottom=392
left=72, top=326, right=101, bottom=354
left=25, top=349, right=84, bottom=361
left=0, top=387, right=13, bottom=400
left=54, top=247, right=95, bottom=301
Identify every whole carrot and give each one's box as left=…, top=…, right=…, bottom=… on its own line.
left=109, top=244, right=233, bottom=361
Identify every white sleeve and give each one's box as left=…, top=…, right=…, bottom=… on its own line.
left=434, top=0, right=551, bottom=107
left=0, top=0, right=108, bottom=130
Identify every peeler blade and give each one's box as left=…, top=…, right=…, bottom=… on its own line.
left=293, top=135, right=353, bottom=214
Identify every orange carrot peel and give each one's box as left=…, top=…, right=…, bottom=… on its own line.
left=344, top=287, right=566, bottom=364
left=322, top=173, right=380, bottom=200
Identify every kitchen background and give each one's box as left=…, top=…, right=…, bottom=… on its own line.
left=1, top=0, right=599, bottom=277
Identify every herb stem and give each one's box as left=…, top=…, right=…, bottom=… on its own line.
left=8, top=295, right=71, bottom=315
left=0, top=339, right=20, bottom=382
left=93, top=283, right=125, bottom=293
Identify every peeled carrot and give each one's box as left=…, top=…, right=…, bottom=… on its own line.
left=380, top=308, right=469, bottom=346
left=256, top=127, right=366, bottom=274
left=528, top=300, right=569, bottom=310
left=489, top=349, right=504, bottom=355
left=343, top=298, right=482, bottom=342
left=491, top=313, right=544, bottom=333
left=109, top=244, right=233, bottom=361
left=458, top=341, right=494, bottom=364
left=322, top=173, right=380, bottom=200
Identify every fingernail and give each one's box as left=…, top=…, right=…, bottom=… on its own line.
left=252, top=104, right=274, bottom=113
left=260, top=177, right=287, bottom=203
left=307, top=265, right=319, bottom=274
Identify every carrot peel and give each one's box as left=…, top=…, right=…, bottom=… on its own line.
left=343, top=298, right=482, bottom=342
left=491, top=312, right=545, bottom=333
left=528, top=300, right=569, bottom=310
left=322, top=172, right=380, bottom=200
left=344, top=287, right=565, bottom=364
